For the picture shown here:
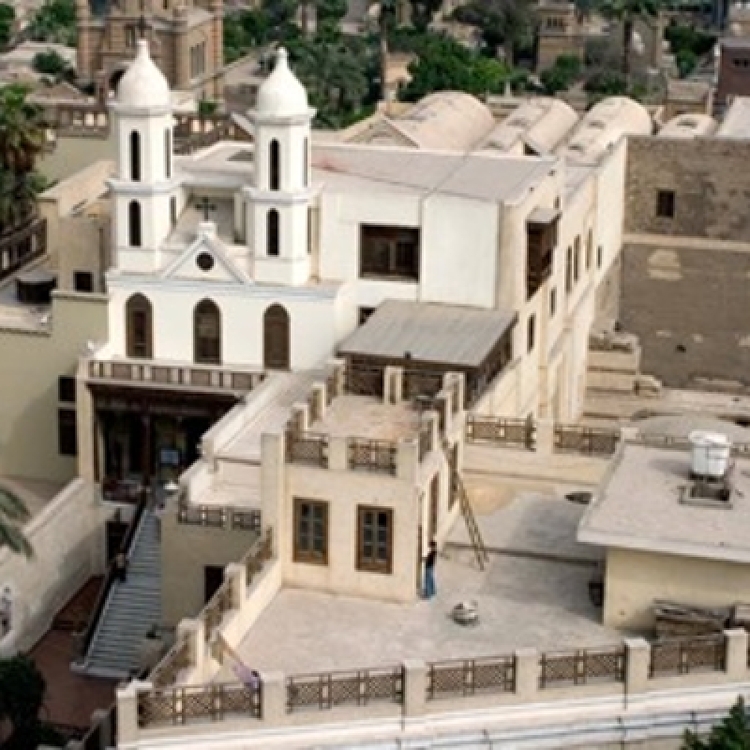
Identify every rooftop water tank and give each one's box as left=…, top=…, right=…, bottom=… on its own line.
left=689, top=431, right=731, bottom=479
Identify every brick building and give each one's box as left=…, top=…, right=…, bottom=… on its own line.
left=716, top=37, right=750, bottom=108
left=76, top=0, right=224, bottom=101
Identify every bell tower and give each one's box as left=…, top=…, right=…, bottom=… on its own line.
left=244, top=48, right=314, bottom=287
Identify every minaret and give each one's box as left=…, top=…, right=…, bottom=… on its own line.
left=245, top=48, right=314, bottom=287
left=108, top=40, right=179, bottom=273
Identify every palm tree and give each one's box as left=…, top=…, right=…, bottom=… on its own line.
left=598, top=0, right=659, bottom=85
left=0, top=491, right=32, bottom=558
left=0, top=85, right=46, bottom=234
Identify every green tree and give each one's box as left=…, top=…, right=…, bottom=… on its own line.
left=0, top=655, right=49, bottom=749
left=683, top=697, right=750, bottom=749
left=675, top=48, right=697, bottom=78
left=540, top=53, right=582, bottom=93
left=28, top=0, right=77, bottom=45
left=32, top=48, right=74, bottom=82
left=0, top=3, right=15, bottom=48
left=0, top=85, right=47, bottom=236
left=401, top=34, right=510, bottom=101
left=596, top=0, right=660, bottom=85
left=453, top=0, right=535, bottom=64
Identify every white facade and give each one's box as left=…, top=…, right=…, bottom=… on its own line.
left=102, top=42, right=635, bottom=420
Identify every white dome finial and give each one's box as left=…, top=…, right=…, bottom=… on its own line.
left=254, top=46, right=310, bottom=118
left=116, top=39, right=171, bottom=108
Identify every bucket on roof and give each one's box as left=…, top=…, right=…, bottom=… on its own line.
left=688, top=431, right=731, bottom=479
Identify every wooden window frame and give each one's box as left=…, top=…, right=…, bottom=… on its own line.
left=356, top=506, right=393, bottom=575
left=126, top=293, right=153, bottom=359
left=194, top=299, right=222, bottom=365
left=359, top=225, right=420, bottom=281
left=293, top=498, right=329, bottom=565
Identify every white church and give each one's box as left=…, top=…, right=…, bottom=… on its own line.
left=80, top=38, right=640, bottom=498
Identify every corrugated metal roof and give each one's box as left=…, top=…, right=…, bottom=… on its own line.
left=338, top=300, right=516, bottom=367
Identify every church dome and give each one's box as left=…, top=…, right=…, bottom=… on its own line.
left=255, top=48, right=309, bottom=118
left=117, top=40, right=171, bottom=108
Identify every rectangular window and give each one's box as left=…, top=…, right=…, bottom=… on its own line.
left=597, top=244, right=603, bottom=269
left=526, top=215, right=558, bottom=299
left=170, top=197, right=177, bottom=226
left=125, top=25, right=137, bottom=47
left=527, top=314, right=536, bottom=353
left=356, top=506, right=393, bottom=574
left=549, top=287, right=557, bottom=317
left=58, top=376, right=76, bottom=404
left=656, top=190, right=675, bottom=218
left=74, top=271, right=94, bottom=293
left=58, top=408, right=77, bottom=456
left=294, top=499, right=329, bottom=565
left=360, top=225, right=419, bottom=281
left=565, top=246, right=573, bottom=292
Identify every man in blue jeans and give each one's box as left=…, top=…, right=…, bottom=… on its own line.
left=423, top=540, right=437, bottom=599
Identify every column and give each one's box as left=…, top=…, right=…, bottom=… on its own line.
left=402, top=659, right=426, bottom=718
left=260, top=671, right=287, bottom=725
left=514, top=647, right=540, bottom=700
left=624, top=638, right=651, bottom=696
left=724, top=628, right=749, bottom=680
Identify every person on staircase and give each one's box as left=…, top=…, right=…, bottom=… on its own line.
left=423, top=540, right=437, bottom=599
left=114, top=551, right=128, bottom=583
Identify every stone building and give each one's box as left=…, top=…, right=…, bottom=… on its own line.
left=76, top=0, right=224, bottom=100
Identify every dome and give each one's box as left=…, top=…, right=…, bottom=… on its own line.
left=117, top=40, right=171, bottom=108
left=255, top=48, right=309, bottom=118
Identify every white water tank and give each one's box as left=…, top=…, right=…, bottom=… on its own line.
left=689, top=431, right=731, bottom=479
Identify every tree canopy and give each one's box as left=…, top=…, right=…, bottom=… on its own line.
left=683, top=697, right=750, bottom=749
left=32, top=49, right=75, bottom=82
left=28, top=0, right=77, bottom=46
left=0, top=3, right=15, bottom=48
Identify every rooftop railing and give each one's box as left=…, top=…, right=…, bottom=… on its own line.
left=177, top=501, right=260, bottom=532
left=0, top=218, right=47, bottom=285
left=465, top=415, right=536, bottom=450
left=347, top=438, right=398, bottom=475
left=539, top=646, right=625, bottom=688
left=427, top=655, right=515, bottom=700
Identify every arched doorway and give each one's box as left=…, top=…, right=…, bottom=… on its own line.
left=263, top=304, right=290, bottom=370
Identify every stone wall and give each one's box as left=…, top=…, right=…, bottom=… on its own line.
left=625, top=137, right=750, bottom=240
left=621, top=238, right=750, bottom=389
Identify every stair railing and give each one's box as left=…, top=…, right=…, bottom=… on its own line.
left=75, top=488, right=151, bottom=664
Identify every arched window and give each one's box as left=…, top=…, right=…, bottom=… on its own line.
left=164, top=129, right=172, bottom=179
left=128, top=200, right=142, bottom=247
left=269, top=139, right=280, bottom=191
left=263, top=303, right=290, bottom=369
left=194, top=299, right=221, bottom=364
left=126, top=293, right=153, bottom=359
left=267, top=209, right=280, bottom=256
left=130, top=131, right=141, bottom=181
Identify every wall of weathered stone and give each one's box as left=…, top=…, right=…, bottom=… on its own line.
left=622, top=136, right=750, bottom=388
left=625, top=137, right=750, bottom=241
left=621, top=238, right=750, bottom=389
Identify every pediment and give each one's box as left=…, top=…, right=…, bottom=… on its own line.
left=160, top=228, right=250, bottom=285
left=349, top=118, right=419, bottom=149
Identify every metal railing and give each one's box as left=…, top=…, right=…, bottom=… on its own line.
left=650, top=635, right=726, bottom=677
left=553, top=425, right=620, bottom=456
left=201, top=583, right=236, bottom=642
left=539, top=646, right=625, bottom=688
left=403, top=369, right=444, bottom=401
left=77, top=489, right=149, bottom=661
left=243, top=527, right=273, bottom=582
left=347, top=438, right=398, bottom=475
left=286, top=667, right=403, bottom=712
left=427, top=656, right=515, bottom=699
left=285, top=430, right=329, bottom=468
left=465, top=415, right=535, bottom=450
left=0, top=218, right=47, bottom=284
left=345, top=364, right=384, bottom=397
left=177, top=501, right=260, bottom=531
left=87, top=359, right=264, bottom=393
left=150, top=637, right=192, bottom=689
left=138, top=682, right=261, bottom=727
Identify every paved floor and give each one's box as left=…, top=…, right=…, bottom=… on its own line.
left=29, top=578, right=117, bottom=730
left=217, top=551, right=620, bottom=680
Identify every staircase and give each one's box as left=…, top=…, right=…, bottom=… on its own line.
left=83, top=511, right=162, bottom=679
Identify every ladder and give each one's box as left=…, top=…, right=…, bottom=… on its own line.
left=450, top=461, right=489, bottom=572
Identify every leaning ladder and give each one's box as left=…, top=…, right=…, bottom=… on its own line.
left=450, top=463, right=489, bottom=572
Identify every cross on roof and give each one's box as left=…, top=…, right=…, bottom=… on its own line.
left=195, top=197, right=217, bottom=222
left=136, top=13, right=150, bottom=38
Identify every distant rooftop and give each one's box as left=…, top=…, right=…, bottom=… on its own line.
left=338, top=300, right=516, bottom=368
left=716, top=97, right=750, bottom=139
left=579, top=441, right=750, bottom=564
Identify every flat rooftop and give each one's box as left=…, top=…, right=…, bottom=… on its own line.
left=214, top=496, right=618, bottom=679
left=579, top=442, right=750, bottom=563
left=310, top=394, right=419, bottom=441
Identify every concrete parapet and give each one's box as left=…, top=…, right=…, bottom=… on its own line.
left=403, top=659, right=427, bottom=717
left=724, top=628, right=748, bottom=679
left=515, top=647, right=540, bottom=700
left=624, top=637, right=651, bottom=694
left=328, top=435, right=348, bottom=472
left=397, top=439, right=419, bottom=482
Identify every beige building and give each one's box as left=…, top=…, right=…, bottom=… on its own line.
left=579, top=433, right=750, bottom=630
left=76, top=0, right=224, bottom=100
